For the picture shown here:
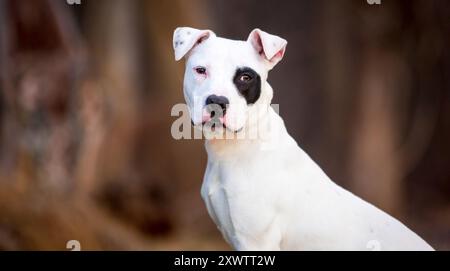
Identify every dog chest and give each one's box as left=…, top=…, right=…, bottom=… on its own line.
left=201, top=159, right=281, bottom=246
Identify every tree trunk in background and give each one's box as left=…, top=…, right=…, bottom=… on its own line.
left=0, top=0, right=84, bottom=192
left=350, top=48, right=405, bottom=215
left=81, top=0, right=142, bottom=193
left=319, top=0, right=359, bottom=185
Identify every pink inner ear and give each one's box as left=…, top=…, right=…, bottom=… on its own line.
left=272, top=50, right=284, bottom=60
left=251, top=33, right=265, bottom=55
left=197, top=32, right=211, bottom=45
left=270, top=48, right=285, bottom=61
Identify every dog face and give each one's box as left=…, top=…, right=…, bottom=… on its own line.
left=173, top=27, right=287, bottom=135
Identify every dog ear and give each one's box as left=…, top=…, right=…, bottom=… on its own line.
left=247, top=29, right=287, bottom=70
left=173, top=27, right=216, bottom=61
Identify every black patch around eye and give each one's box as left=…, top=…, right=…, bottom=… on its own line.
left=233, top=67, right=261, bottom=104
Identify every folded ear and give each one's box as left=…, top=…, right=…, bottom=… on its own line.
left=173, top=27, right=216, bottom=61
left=247, top=29, right=287, bottom=69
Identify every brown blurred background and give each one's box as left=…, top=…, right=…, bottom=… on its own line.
left=0, top=0, right=449, bottom=250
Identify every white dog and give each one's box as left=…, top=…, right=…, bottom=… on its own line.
left=173, top=27, right=434, bottom=251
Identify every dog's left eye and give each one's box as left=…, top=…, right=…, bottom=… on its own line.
left=195, top=67, right=207, bottom=75
left=239, top=74, right=252, bottom=82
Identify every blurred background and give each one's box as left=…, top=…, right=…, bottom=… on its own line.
left=0, top=0, right=449, bottom=250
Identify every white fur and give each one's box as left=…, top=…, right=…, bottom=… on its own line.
left=173, top=27, right=434, bottom=251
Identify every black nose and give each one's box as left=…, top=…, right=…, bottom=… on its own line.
left=205, top=95, right=229, bottom=117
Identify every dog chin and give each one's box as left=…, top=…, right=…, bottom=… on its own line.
left=202, top=122, right=244, bottom=134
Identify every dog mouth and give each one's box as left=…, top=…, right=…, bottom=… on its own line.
left=191, top=120, right=243, bottom=133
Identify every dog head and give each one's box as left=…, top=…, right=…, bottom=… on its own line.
left=173, top=27, right=287, bottom=135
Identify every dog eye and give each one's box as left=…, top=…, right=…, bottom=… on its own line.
left=195, top=67, right=206, bottom=75
left=239, top=74, right=252, bottom=82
